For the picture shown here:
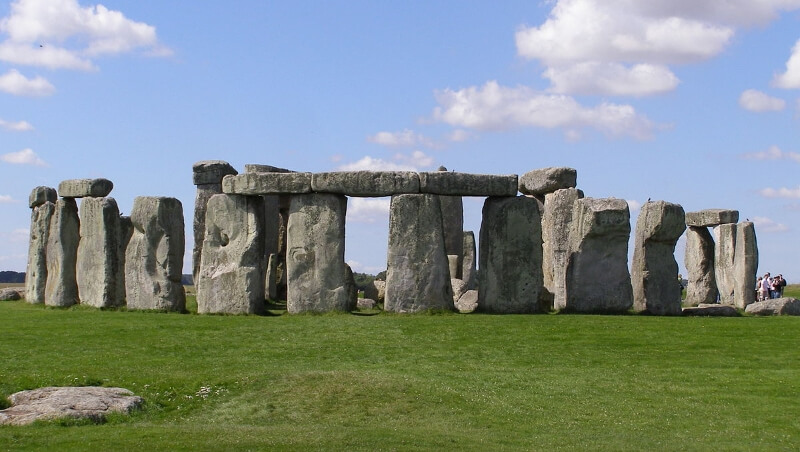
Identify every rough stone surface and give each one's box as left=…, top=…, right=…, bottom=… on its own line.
left=244, top=164, right=291, bottom=174
left=684, top=226, right=717, bottom=306
left=45, top=198, right=80, bottom=307
left=564, top=198, right=633, bottom=313
left=222, top=172, right=312, bottom=195
left=447, top=255, right=459, bottom=280
left=76, top=197, right=124, bottom=308
left=197, top=194, right=265, bottom=314
left=311, top=171, right=420, bottom=196
left=479, top=196, right=544, bottom=313
left=244, top=164, right=288, bottom=298
left=733, top=222, right=758, bottom=309
left=461, top=231, right=477, bottom=290
left=57, top=178, right=113, bottom=198
left=542, top=188, right=583, bottom=310
left=518, top=167, right=577, bottom=196
left=456, top=290, right=479, bottom=313
left=286, top=194, right=353, bottom=313
left=0, top=288, right=22, bottom=301
left=385, top=194, right=454, bottom=312
left=265, top=253, right=278, bottom=300
left=744, top=298, right=800, bottom=316
left=713, top=223, right=737, bottom=305
left=357, top=298, right=377, bottom=310
left=682, top=304, right=739, bottom=317
left=418, top=172, right=518, bottom=196
left=193, top=184, right=223, bottom=284
left=344, top=263, right=358, bottom=310
left=192, top=160, right=238, bottom=185
left=451, top=278, right=467, bottom=304
left=363, top=280, right=379, bottom=301
left=631, top=201, right=686, bottom=315
left=25, top=201, right=54, bottom=304
left=28, top=186, right=57, bottom=208
left=125, top=197, right=186, bottom=311
left=440, top=195, right=464, bottom=278
left=373, top=280, right=386, bottom=302
left=0, top=387, right=142, bottom=426
left=685, top=209, right=739, bottom=227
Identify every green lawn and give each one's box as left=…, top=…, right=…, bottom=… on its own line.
left=1, top=298, right=799, bottom=451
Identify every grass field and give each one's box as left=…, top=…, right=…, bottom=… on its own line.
left=1, top=293, right=799, bottom=451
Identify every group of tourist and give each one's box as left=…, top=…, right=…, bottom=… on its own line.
left=756, top=273, right=787, bottom=301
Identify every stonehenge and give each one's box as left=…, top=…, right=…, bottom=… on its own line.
left=25, top=187, right=56, bottom=304
left=76, top=197, right=124, bottom=308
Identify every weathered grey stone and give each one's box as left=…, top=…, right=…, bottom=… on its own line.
left=685, top=209, right=739, bottom=227
left=564, top=198, right=633, bottom=313
left=0, top=387, right=142, bottom=426
left=193, top=184, right=223, bottom=284
left=456, top=290, right=479, bottom=313
left=461, top=231, right=477, bottom=290
left=543, top=188, right=584, bottom=310
left=265, top=253, right=278, bottom=300
left=363, top=280, right=379, bottom=301
left=311, top=171, right=420, bottom=196
left=222, top=172, right=312, bottom=195
left=45, top=198, right=79, bottom=307
left=682, top=304, right=739, bottom=317
left=479, top=196, right=544, bottom=313
left=244, top=164, right=291, bottom=174
left=713, top=223, right=737, bottom=305
left=28, top=186, right=57, bottom=208
left=286, top=193, right=353, bottom=313
left=440, top=195, right=464, bottom=278
left=192, top=160, right=238, bottom=185
left=373, top=280, right=386, bottom=302
left=117, top=215, right=133, bottom=301
left=632, top=201, right=686, bottom=315
left=0, top=288, right=22, bottom=301
left=451, top=278, right=467, bottom=304
left=733, top=222, right=758, bottom=309
left=25, top=201, right=54, bottom=304
left=197, top=194, right=265, bottom=314
left=684, top=226, right=717, bottom=306
left=518, top=167, right=577, bottom=196
left=245, top=164, right=289, bottom=298
left=125, top=197, right=186, bottom=311
left=57, top=178, right=113, bottom=198
left=76, top=197, right=123, bottom=308
left=447, top=255, right=459, bottom=280
left=357, top=298, right=377, bottom=310
left=418, top=172, right=518, bottom=196
left=385, top=194, right=454, bottom=312
left=745, top=298, right=800, bottom=316
left=344, top=263, right=358, bottom=309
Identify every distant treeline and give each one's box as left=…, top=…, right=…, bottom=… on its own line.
left=0, top=271, right=25, bottom=283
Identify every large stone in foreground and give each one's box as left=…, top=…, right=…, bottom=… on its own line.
left=418, top=172, right=518, bottom=196
left=543, top=188, right=583, bottom=310
left=286, top=193, right=353, bottom=313
left=713, top=223, right=737, bottom=305
left=684, top=226, right=717, bottom=306
left=632, top=201, right=686, bottom=315
left=733, top=222, right=758, bottom=309
left=479, top=196, right=544, bottom=313
left=0, top=288, right=22, bottom=300
left=685, top=209, right=739, bottom=227
left=518, top=167, right=577, bottom=196
left=28, top=186, right=57, bottom=208
left=45, top=198, right=80, bottom=307
left=197, top=194, right=265, bottom=314
left=222, top=172, right=312, bottom=195
left=25, top=201, right=55, bottom=304
left=385, top=194, right=453, bottom=312
left=57, top=178, right=113, bottom=198
left=564, top=198, right=632, bottom=313
left=125, top=197, right=186, bottom=311
left=76, top=197, right=124, bottom=308
left=311, top=171, right=419, bottom=196
left=744, top=298, right=800, bottom=316
left=0, top=387, right=142, bottom=426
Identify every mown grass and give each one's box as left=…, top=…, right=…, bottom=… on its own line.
left=1, top=298, right=799, bottom=451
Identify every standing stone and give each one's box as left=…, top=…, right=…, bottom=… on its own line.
left=373, top=280, right=386, bottom=303
left=631, top=201, right=686, bottom=315
left=344, top=263, right=358, bottom=309
left=440, top=196, right=464, bottom=278
left=713, top=223, right=737, bottom=305
left=733, top=222, right=758, bottom=309
left=684, top=226, right=717, bottom=306
left=197, top=194, right=265, bottom=314
left=462, top=231, right=477, bottom=290
left=45, top=198, right=80, bottom=307
left=192, top=160, right=238, bottom=285
left=543, top=188, right=583, bottom=310
left=286, top=194, right=352, bottom=313
left=564, top=198, right=632, bottom=313
left=125, top=197, right=186, bottom=311
left=117, top=215, right=133, bottom=302
left=76, top=197, right=124, bottom=308
left=265, top=253, right=278, bottom=300
left=26, top=201, right=55, bottom=304
left=385, top=194, right=453, bottom=313
left=479, top=196, right=544, bottom=313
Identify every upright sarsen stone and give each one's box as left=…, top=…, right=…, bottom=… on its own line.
left=440, top=195, right=464, bottom=279
left=713, top=223, right=737, bottom=305
left=479, top=196, right=544, bottom=313
left=385, top=194, right=453, bottom=313
left=45, top=198, right=80, bottom=307
left=733, top=222, right=758, bottom=309
left=286, top=193, right=352, bottom=313
left=196, top=194, right=265, bottom=314
left=462, top=231, right=477, bottom=290
left=684, top=226, right=717, bottom=306
left=125, top=197, right=186, bottom=311
left=192, top=161, right=237, bottom=284
left=543, top=188, right=583, bottom=310
left=25, top=199, right=55, bottom=304
left=631, top=201, right=686, bottom=315
left=76, top=197, right=124, bottom=308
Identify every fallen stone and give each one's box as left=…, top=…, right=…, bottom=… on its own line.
left=0, top=386, right=142, bottom=426
left=682, top=304, right=739, bottom=317
left=311, top=171, right=420, bottom=196
left=57, top=178, right=113, bottom=198
left=684, top=226, right=717, bottom=306
left=713, top=223, right=737, bottom=305
left=25, top=201, right=55, bottom=304
left=357, top=298, right=377, bottom=310
left=76, top=197, right=124, bottom=308
left=418, top=172, right=518, bottom=196
left=518, top=167, right=577, bottom=196
left=45, top=198, right=80, bottom=307
left=456, top=290, right=479, bottom=313
left=733, top=222, right=758, bottom=309
left=0, top=288, right=22, bottom=301
left=192, top=160, right=238, bottom=185
left=222, top=172, right=312, bottom=195
left=28, top=186, right=57, bottom=208
left=543, top=188, right=583, bottom=310
left=451, top=278, right=467, bottom=304
left=744, top=298, right=800, bottom=316
left=685, top=209, right=739, bottom=227
left=462, top=231, right=477, bottom=290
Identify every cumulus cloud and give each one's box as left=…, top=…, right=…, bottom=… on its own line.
left=447, top=129, right=474, bottom=142
left=739, top=89, right=786, bottom=112
left=336, top=150, right=435, bottom=172
left=368, top=129, right=435, bottom=148
left=432, top=81, right=658, bottom=139
left=759, top=185, right=800, bottom=199
left=544, top=62, right=679, bottom=96
left=0, top=118, right=33, bottom=131
left=740, top=145, right=800, bottom=163
left=773, top=38, right=800, bottom=89
left=1, top=148, right=47, bottom=166
left=347, top=198, right=390, bottom=224
left=0, top=69, right=54, bottom=96
left=0, top=195, right=15, bottom=203
left=752, top=216, right=789, bottom=233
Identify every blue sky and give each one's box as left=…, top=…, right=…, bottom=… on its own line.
left=1, top=0, right=799, bottom=282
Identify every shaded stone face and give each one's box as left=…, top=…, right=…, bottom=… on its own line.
left=45, top=198, right=80, bottom=307
left=385, top=194, right=453, bottom=313
left=418, top=172, right=518, bottom=196
left=684, top=226, right=717, bottom=306
left=125, top=197, right=186, bottom=311
left=713, top=223, right=737, bottom=305
left=192, top=160, right=238, bottom=185
left=222, top=172, right=313, bottom=195
left=28, top=186, right=57, bottom=208
left=197, top=194, right=265, bottom=314
left=440, top=195, right=464, bottom=279
left=685, top=209, right=739, bottom=227
left=57, top=179, right=113, bottom=198
left=564, top=198, right=632, bottom=313
left=518, top=167, right=577, bottom=196
left=631, top=201, right=686, bottom=315
left=192, top=160, right=237, bottom=283
left=733, top=222, right=758, bottom=309
left=76, top=197, right=124, bottom=308
left=25, top=201, right=55, bottom=304
left=461, top=231, right=477, bottom=290
left=543, top=188, right=583, bottom=310
left=286, top=193, right=352, bottom=313
left=311, top=171, right=420, bottom=197
left=479, top=196, right=544, bottom=313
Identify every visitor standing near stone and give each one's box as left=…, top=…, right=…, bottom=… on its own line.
left=25, top=186, right=57, bottom=304
left=192, top=160, right=238, bottom=285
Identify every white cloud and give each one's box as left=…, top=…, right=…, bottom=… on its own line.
left=368, top=129, right=434, bottom=148
left=739, top=89, right=786, bottom=112
left=544, top=62, right=679, bottom=96
left=336, top=150, right=435, bottom=172
left=759, top=185, right=800, bottom=199
left=0, top=69, right=54, bottom=96
left=347, top=198, right=390, bottom=224
left=627, top=199, right=642, bottom=212
left=773, top=38, right=800, bottom=89
left=0, top=118, right=33, bottom=131
left=1, top=148, right=47, bottom=166
left=740, top=145, right=800, bottom=163
left=447, top=129, right=474, bottom=142
left=0, top=195, right=15, bottom=203
left=432, top=81, right=657, bottom=139
left=752, top=216, right=789, bottom=233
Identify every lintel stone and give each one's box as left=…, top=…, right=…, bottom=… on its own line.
left=518, top=167, right=577, bottom=195
left=28, top=186, right=57, bottom=208
left=192, top=160, right=238, bottom=185
left=244, top=164, right=292, bottom=174
left=418, top=172, right=518, bottom=196
left=685, top=209, right=739, bottom=227
left=58, top=179, right=113, bottom=198
left=311, top=171, right=420, bottom=196
left=222, top=173, right=312, bottom=195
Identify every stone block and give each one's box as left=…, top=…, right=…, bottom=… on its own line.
left=25, top=201, right=54, bottom=304
left=222, top=172, right=312, bottom=195
left=518, top=167, right=577, bottom=195
left=28, top=186, right=57, bottom=208
left=58, top=179, right=113, bottom=198
left=76, top=197, right=124, bottom=308
left=440, top=195, right=464, bottom=278
left=685, top=209, right=739, bottom=227
left=543, top=188, right=583, bottom=310
left=456, top=290, right=479, bottom=313
left=682, top=304, right=739, bottom=316
left=713, top=223, right=737, bottom=305
left=311, top=171, right=420, bottom=196
left=418, top=172, right=518, bottom=196
left=45, top=198, right=80, bottom=307
left=192, top=160, right=237, bottom=185
left=733, top=222, right=758, bottom=309
left=462, top=231, right=477, bottom=290
left=192, top=184, right=222, bottom=284
left=244, top=164, right=291, bottom=174
left=684, top=226, right=717, bottom=306
left=745, top=298, right=800, bottom=316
